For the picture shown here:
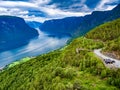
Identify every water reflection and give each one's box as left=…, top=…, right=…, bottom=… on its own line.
left=0, top=30, right=70, bottom=68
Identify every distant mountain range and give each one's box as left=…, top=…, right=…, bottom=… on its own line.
left=26, top=21, right=42, bottom=29
left=0, top=16, right=39, bottom=52
left=40, top=4, right=120, bottom=37
left=0, top=4, right=120, bottom=52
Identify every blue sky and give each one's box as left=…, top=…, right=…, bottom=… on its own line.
left=0, top=0, right=119, bottom=22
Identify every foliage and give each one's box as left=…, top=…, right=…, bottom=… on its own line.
left=0, top=18, right=120, bottom=89
left=86, top=18, right=120, bottom=59
left=0, top=36, right=119, bottom=90
left=86, top=18, right=120, bottom=41
left=5, top=57, right=31, bottom=69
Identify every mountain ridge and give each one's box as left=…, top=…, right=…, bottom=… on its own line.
left=40, top=4, right=120, bottom=37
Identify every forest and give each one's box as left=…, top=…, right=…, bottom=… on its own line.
left=0, top=18, right=120, bottom=90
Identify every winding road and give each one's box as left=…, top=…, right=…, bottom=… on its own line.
left=94, top=49, right=120, bottom=68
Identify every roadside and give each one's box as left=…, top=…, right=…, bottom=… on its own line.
left=94, top=49, right=120, bottom=68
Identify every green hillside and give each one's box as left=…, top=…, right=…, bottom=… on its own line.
left=86, top=18, right=120, bottom=41
left=104, top=37, right=120, bottom=59
left=86, top=18, right=120, bottom=59
left=0, top=19, right=120, bottom=90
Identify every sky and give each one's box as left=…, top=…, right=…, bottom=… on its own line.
left=0, top=0, right=119, bottom=22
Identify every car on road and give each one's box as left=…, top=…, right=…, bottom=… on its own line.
left=104, top=59, right=115, bottom=64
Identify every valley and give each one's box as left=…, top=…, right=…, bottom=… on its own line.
left=0, top=29, right=70, bottom=69
left=0, top=4, right=120, bottom=69
left=0, top=2, right=120, bottom=90
left=1, top=17, right=120, bottom=89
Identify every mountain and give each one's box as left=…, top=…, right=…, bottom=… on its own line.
left=40, top=17, right=83, bottom=36
left=0, top=18, right=120, bottom=89
left=40, top=4, right=120, bottom=37
left=26, top=21, right=42, bottom=29
left=0, top=16, right=39, bottom=52
left=26, top=21, right=71, bottom=38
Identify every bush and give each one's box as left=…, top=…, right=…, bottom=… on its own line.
left=101, top=70, right=107, bottom=78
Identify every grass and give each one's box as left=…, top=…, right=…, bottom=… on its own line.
left=5, top=57, right=31, bottom=69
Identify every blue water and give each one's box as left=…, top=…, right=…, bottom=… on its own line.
left=0, top=30, right=70, bottom=68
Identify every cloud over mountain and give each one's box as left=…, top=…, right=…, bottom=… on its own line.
left=0, top=0, right=119, bottom=22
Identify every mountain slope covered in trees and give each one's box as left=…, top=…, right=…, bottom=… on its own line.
left=0, top=18, right=120, bottom=89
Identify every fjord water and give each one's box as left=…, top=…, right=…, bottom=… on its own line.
left=0, top=29, right=70, bottom=68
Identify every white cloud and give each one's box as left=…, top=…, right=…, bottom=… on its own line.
left=0, top=1, right=38, bottom=8
left=0, top=0, right=118, bottom=22
left=22, top=15, right=50, bottom=22
left=0, top=1, right=91, bottom=22
left=30, top=0, right=51, bottom=5
left=40, top=5, right=90, bottom=17
left=0, top=7, right=28, bottom=16
left=95, top=0, right=118, bottom=11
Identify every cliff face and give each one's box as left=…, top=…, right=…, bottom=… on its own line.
left=0, top=16, right=39, bottom=52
